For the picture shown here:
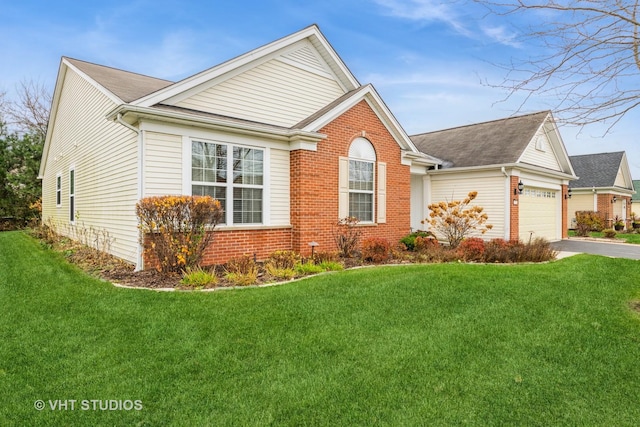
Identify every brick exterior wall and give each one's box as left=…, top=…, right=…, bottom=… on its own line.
left=509, top=176, right=520, bottom=241
left=142, top=100, right=412, bottom=269
left=291, top=100, right=411, bottom=256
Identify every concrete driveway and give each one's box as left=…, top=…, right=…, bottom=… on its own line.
left=551, top=238, right=640, bottom=260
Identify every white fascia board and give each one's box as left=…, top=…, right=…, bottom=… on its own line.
left=429, top=163, right=577, bottom=181
left=106, top=105, right=325, bottom=148
left=39, top=59, right=67, bottom=179
left=132, top=25, right=359, bottom=107
left=300, top=84, right=418, bottom=153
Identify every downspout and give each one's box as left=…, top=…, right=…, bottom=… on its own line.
left=115, top=113, right=144, bottom=271
left=501, top=167, right=510, bottom=239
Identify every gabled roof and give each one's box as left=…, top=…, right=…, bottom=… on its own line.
left=632, top=180, right=640, bottom=201
left=133, top=24, right=360, bottom=107
left=569, top=152, right=633, bottom=190
left=65, top=57, right=173, bottom=103
left=410, top=111, right=551, bottom=168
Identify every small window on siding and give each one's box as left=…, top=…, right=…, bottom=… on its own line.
left=56, top=174, right=62, bottom=207
left=535, top=135, right=545, bottom=152
left=69, top=168, right=75, bottom=223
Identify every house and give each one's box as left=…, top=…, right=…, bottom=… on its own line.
left=409, top=111, right=577, bottom=242
left=633, top=180, right=640, bottom=211
left=39, top=25, right=440, bottom=269
left=567, top=152, right=635, bottom=229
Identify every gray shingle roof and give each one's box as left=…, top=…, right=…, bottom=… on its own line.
left=410, top=111, right=550, bottom=168
left=568, top=152, right=625, bottom=189
left=65, top=58, right=173, bottom=103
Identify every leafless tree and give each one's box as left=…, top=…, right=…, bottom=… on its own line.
left=0, top=80, right=51, bottom=140
left=478, top=0, right=640, bottom=130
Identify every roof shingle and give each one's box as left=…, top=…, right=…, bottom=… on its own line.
left=568, top=152, right=625, bottom=189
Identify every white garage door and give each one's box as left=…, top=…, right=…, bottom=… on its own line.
left=519, top=187, right=559, bottom=242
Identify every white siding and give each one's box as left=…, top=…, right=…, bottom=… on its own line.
left=614, top=167, right=626, bottom=187
left=269, top=148, right=290, bottom=226
left=176, top=58, right=344, bottom=127
left=429, top=173, right=506, bottom=240
left=410, top=175, right=425, bottom=231
left=144, top=132, right=183, bottom=196
left=567, top=193, right=596, bottom=227
left=519, top=131, right=562, bottom=171
left=41, top=68, right=139, bottom=264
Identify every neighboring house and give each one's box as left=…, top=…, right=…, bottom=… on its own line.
left=567, top=152, right=635, bottom=229
left=39, top=25, right=440, bottom=269
left=632, top=180, right=640, bottom=211
left=410, top=111, right=577, bottom=242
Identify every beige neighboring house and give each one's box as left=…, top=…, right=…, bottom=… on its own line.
left=410, top=111, right=577, bottom=242
left=567, top=152, right=635, bottom=229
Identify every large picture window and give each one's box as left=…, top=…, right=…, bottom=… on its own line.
left=191, top=141, right=263, bottom=225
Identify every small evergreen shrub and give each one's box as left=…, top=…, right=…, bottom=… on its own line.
left=362, top=237, right=391, bottom=263
left=603, top=228, right=617, bottom=238
left=180, top=266, right=217, bottom=287
left=457, top=237, right=486, bottom=261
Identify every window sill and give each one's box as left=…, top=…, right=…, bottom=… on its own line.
left=215, top=224, right=292, bottom=232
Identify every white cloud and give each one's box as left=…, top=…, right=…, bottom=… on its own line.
left=481, top=25, right=521, bottom=48
left=373, top=0, right=470, bottom=35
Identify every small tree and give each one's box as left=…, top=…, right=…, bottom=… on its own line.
left=425, top=191, right=493, bottom=248
left=333, top=216, right=361, bottom=257
left=136, top=195, right=223, bottom=274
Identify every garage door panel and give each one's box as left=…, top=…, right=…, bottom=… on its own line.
left=520, top=187, right=558, bottom=241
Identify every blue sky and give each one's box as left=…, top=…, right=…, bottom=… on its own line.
left=2, top=0, right=638, bottom=178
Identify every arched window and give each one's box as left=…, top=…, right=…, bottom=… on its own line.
left=347, top=138, right=376, bottom=222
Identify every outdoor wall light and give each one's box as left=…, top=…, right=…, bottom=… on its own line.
left=514, top=180, right=524, bottom=195
left=565, top=188, right=572, bottom=199
left=612, top=196, right=617, bottom=203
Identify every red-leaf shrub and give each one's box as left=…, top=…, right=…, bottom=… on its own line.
left=362, top=237, right=391, bottom=263
left=457, top=237, right=485, bottom=261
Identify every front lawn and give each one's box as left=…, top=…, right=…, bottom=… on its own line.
left=569, top=229, right=640, bottom=244
left=2, top=231, right=640, bottom=425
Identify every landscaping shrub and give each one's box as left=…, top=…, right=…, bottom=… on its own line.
left=361, top=237, right=391, bottom=263
left=136, top=195, right=223, bottom=274
left=603, top=228, right=617, bottom=238
left=264, top=250, right=300, bottom=281
left=296, top=261, right=324, bottom=275
left=333, top=217, right=361, bottom=257
left=180, top=266, right=218, bottom=288
left=575, top=211, right=604, bottom=235
left=313, top=251, right=340, bottom=264
left=426, top=191, right=493, bottom=248
left=414, top=235, right=440, bottom=252
left=483, top=239, right=512, bottom=263
left=224, top=254, right=258, bottom=286
left=457, top=237, right=485, bottom=261
left=318, top=260, right=344, bottom=271
left=400, top=231, right=432, bottom=251
left=520, top=238, right=557, bottom=262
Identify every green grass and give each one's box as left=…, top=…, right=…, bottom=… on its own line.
left=2, top=231, right=640, bottom=425
left=569, top=229, right=640, bottom=244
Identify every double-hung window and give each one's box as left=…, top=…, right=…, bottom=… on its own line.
left=349, top=159, right=374, bottom=222
left=69, top=168, right=75, bottom=223
left=191, top=141, right=264, bottom=225
left=56, top=174, right=62, bottom=207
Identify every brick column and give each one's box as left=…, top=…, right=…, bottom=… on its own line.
left=510, top=176, right=520, bottom=241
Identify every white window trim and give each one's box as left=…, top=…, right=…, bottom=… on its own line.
left=348, top=158, right=376, bottom=223
left=55, top=173, right=62, bottom=207
left=69, top=166, right=75, bottom=224
left=188, top=138, right=268, bottom=227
